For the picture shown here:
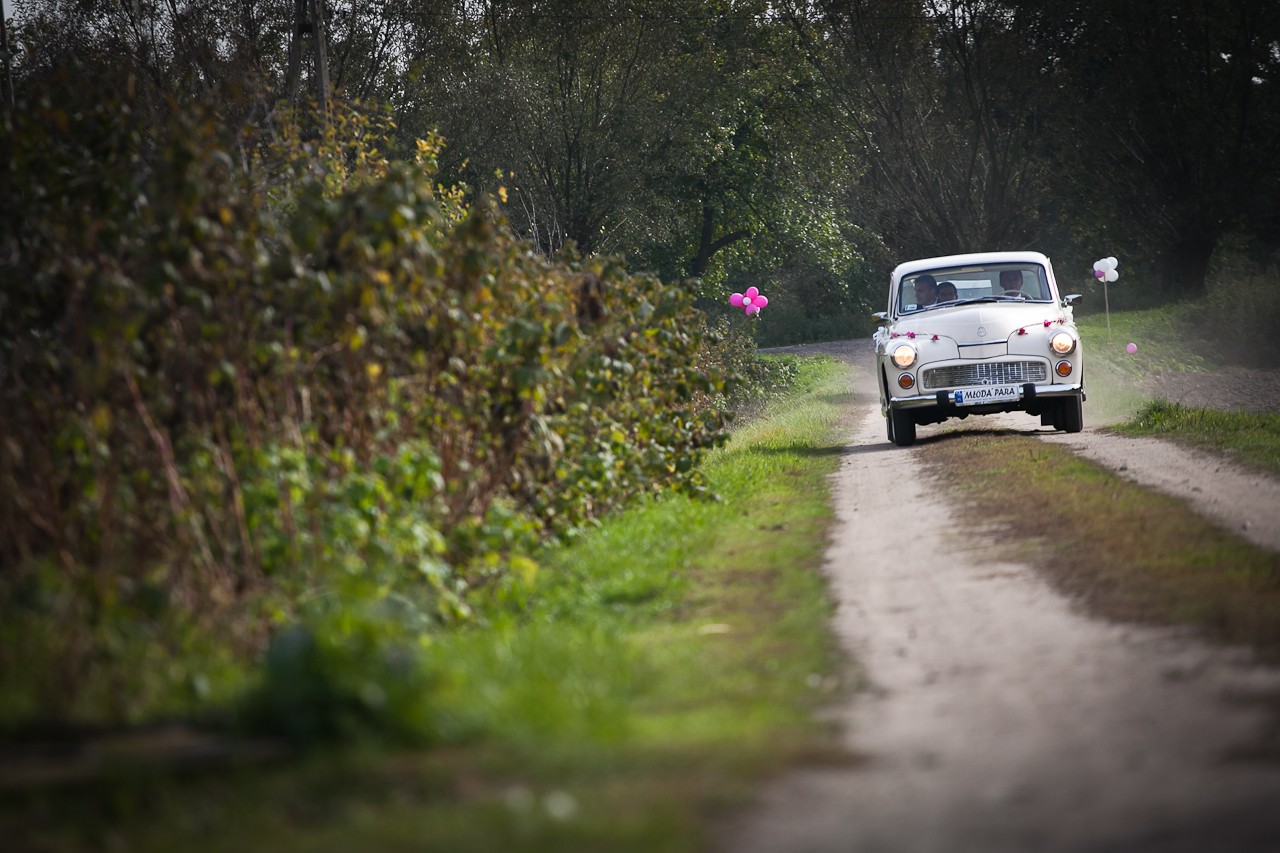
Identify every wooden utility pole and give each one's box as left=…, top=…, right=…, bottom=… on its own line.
left=285, top=0, right=330, bottom=118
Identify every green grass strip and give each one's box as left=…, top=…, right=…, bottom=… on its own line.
left=1116, top=399, right=1280, bottom=478
left=925, top=434, right=1280, bottom=658
left=12, top=357, right=853, bottom=853
left=1075, top=304, right=1209, bottom=379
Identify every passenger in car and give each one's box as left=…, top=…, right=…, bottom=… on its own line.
left=913, top=274, right=938, bottom=308
left=937, top=281, right=958, bottom=302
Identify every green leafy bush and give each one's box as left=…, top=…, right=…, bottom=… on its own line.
left=0, top=93, right=730, bottom=729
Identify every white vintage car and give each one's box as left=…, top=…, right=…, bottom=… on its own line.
left=873, top=251, right=1084, bottom=447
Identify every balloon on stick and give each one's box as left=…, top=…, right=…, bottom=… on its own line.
left=1092, top=256, right=1120, bottom=340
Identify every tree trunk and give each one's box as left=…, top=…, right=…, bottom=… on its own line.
left=285, top=0, right=329, bottom=118
left=688, top=205, right=749, bottom=279
left=309, top=0, right=330, bottom=118
left=1, top=8, right=15, bottom=112
left=286, top=0, right=304, bottom=104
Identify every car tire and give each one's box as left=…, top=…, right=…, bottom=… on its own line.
left=885, top=413, right=895, bottom=443
left=1059, top=397, right=1083, bottom=433
left=890, top=409, right=916, bottom=447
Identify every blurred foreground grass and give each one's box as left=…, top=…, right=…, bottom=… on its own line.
left=4, top=357, right=853, bottom=853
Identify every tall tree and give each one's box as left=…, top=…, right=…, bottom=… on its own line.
left=395, top=0, right=855, bottom=288
left=1026, top=0, right=1280, bottom=297
left=286, top=0, right=331, bottom=113
left=780, top=0, right=1055, bottom=259
left=10, top=0, right=298, bottom=122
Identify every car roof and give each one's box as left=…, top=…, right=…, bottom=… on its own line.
left=892, top=251, right=1052, bottom=281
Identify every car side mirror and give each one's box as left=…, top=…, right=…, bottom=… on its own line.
left=872, top=311, right=889, bottom=323
left=1062, top=294, right=1082, bottom=305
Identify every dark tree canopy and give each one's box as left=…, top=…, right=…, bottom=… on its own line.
left=8, top=0, right=1280, bottom=303
left=1024, top=0, right=1280, bottom=297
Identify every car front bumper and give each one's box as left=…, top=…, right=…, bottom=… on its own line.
left=887, top=382, right=1085, bottom=413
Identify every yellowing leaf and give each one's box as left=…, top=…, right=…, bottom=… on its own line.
left=90, top=404, right=113, bottom=434
left=510, top=555, right=539, bottom=587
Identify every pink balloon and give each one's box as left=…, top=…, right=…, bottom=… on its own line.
left=1126, top=342, right=1137, bottom=354
left=730, top=292, right=744, bottom=306
left=1094, top=269, right=1105, bottom=279
left=745, top=286, right=759, bottom=299
left=756, top=295, right=768, bottom=308
left=746, top=305, right=760, bottom=315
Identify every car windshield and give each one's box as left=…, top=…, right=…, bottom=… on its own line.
left=898, top=263, right=1052, bottom=314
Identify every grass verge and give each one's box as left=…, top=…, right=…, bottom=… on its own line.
left=1115, top=401, right=1280, bottom=479
left=924, top=433, right=1280, bottom=659
left=1075, top=303, right=1208, bottom=380
left=1073, top=306, right=1204, bottom=426
left=3, top=357, right=853, bottom=853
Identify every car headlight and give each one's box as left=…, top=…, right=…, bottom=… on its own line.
left=891, top=343, right=917, bottom=368
left=1049, top=331, right=1076, bottom=355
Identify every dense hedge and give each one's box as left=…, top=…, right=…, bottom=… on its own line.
left=0, top=97, right=732, bottom=727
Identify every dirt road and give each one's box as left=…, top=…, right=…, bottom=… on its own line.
left=722, top=340, right=1280, bottom=852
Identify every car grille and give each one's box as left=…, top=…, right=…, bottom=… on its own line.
left=921, top=361, right=1047, bottom=390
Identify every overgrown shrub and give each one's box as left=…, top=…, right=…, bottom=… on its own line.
left=0, top=93, right=730, bottom=727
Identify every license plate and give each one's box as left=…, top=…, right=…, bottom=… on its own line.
left=953, top=385, right=1020, bottom=406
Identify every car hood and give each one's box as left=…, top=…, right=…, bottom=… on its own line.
left=892, top=303, right=1063, bottom=343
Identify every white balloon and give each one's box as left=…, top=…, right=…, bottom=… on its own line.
left=1105, top=256, right=1118, bottom=269
left=1105, top=269, right=1119, bottom=282
left=1093, top=259, right=1105, bottom=272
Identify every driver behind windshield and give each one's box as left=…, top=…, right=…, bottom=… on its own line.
left=912, top=274, right=938, bottom=308
left=999, top=269, right=1024, bottom=295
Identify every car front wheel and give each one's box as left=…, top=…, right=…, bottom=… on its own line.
left=1059, top=396, right=1084, bottom=433
left=890, top=409, right=916, bottom=446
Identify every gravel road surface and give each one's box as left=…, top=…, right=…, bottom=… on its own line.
left=722, top=340, right=1280, bottom=852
